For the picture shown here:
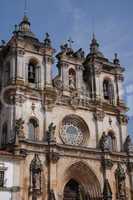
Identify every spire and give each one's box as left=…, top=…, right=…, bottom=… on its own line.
left=88, top=33, right=105, bottom=59
left=14, top=14, right=36, bottom=38
left=13, top=0, right=35, bottom=38
left=19, top=0, right=31, bottom=32
left=24, top=0, right=28, bottom=16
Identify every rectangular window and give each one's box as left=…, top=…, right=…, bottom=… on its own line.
left=0, top=170, right=4, bottom=187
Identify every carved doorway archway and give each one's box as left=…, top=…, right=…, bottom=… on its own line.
left=63, top=179, right=87, bottom=200
left=62, top=162, right=102, bottom=200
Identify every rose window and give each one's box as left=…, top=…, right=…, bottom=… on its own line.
left=60, top=115, right=89, bottom=146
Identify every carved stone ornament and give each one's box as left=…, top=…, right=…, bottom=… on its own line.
left=19, top=148, right=27, bottom=157
left=94, top=110, right=105, bottom=121
left=94, top=64, right=102, bottom=75
left=15, top=94, right=26, bottom=105
left=53, top=78, right=63, bottom=90
left=103, top=179, right=112, bottom=200
left=117, top=115, right=128, bottom=125
left=15, top=118, right=25, bottom=137
left=127, top=161, right=133, bottom=172
left=101, top=157, right=113, bottom=170
left=70, top=95, right=79, bottom=110
left=29, top=154, right=42, bottom=195
left=50, top=150, right=60, bottom=163
left=124, top=135, right=133, bottom=153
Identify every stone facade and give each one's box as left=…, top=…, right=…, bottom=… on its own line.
left=0, top=15, right=133, bottom=200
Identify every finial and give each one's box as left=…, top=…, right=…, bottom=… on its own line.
left=68, top=37, right=74, bottom=49
left=90, top=33, right=99, bottom=54
left=115, top=53, right=118, bottom=60
left=92, top=32, right=95, bottom=40
left=113, top=53, right=120, bottom=65
left=44, top=32, right=52, bottom=48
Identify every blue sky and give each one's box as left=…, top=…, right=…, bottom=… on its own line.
left=1, top=0, right=133, bottom=134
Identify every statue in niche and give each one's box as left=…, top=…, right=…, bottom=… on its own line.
left=115, top=163, right=126, bottom=199
left=32, top=172, right=41, bottom=190
left=30, top=154, right=42, bottom=194
left=69, top=69, right=76, bottom=90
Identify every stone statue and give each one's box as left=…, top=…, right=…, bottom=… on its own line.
left=30, top=154, right=42, bottom=194
left=115, top=163, right=126, bottom=199
left=44, top=32, right=52, bottom=48
left=32, top=172, right=41, bottom=190
left=124, top=135, right=133, bottom=153
left=99, top=132, right=110, bottom=152
left=60, top=43, right=68, bottom=53
left=69, top=74, right=76, bottom=90
left=47, top=122, right=56, bottom=142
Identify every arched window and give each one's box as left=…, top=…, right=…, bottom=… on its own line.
left=103, top=79, right=114, bottom=104
left=108, top=131, right=117, bottom=152
left=68, top=68, right=76, bottom=90
left=28, top=118, right=39, bottom=141
left=1, top=123, right=8, bottom=148
left=28, top=62, right=36, bottom=83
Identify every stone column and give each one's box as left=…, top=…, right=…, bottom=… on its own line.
left=10, top=55, right=16, bottom=82
left=76, top=65, right=83, bottom=92
left=116, top=74, right=124, bottom=104
left=44, top=55, right=53, bottom=87
left=16, top=49, right=25, bottom=82
left=61, top=62, right=68, bottom=91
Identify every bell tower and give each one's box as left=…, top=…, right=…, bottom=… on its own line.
left=0, top=14, right=55, bottom=149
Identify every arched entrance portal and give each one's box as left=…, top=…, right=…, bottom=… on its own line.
left=63, top=179, right=86, bottom=200
left=63, top=162, right=102, bottom=200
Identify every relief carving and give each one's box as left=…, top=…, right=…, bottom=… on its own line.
left=15, top=118, right=25, bottom=138
left=93, top=110, right=105, bottom=121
